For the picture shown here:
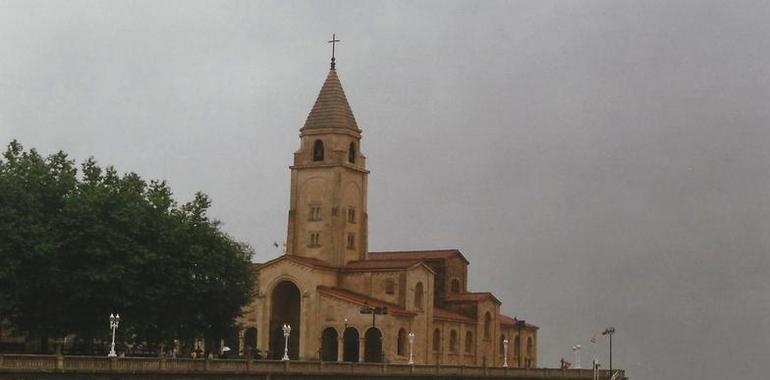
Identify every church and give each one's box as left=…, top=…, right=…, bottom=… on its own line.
left=237, top=57, right=538, bottom=368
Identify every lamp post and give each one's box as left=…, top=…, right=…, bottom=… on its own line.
left=503, top=338, right=509, bottom=368
left=572, top=344, right=582, bottom=369
left=407, top=332, right=415, bottom=364
left=281, top=323, right=291, bottom=361
left=359, top=302, right=388, bottom=328
left=107, top=313, right=120, bottom=357
left=602, top=327, right=615, bottom=373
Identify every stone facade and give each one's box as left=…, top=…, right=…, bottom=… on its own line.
left=238, top=66, right=538, bottom=368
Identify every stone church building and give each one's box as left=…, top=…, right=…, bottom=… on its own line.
left=237, top=62, right=538, bottom=368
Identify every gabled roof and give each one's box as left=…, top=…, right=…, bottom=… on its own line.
left=317, top=286, right=415, bottom=316
left=344, top=259, right=423, bottom=271
left=368, top=249, right=470, bottom=265
left=500, top=314, right=540, bottom=330
left=302, top=69, right=359, bottom=131
left=257, top=254, right=335, bottom=271
left=433, top=307, right=476, bottom=323
left=444, top=292, right=502, bottom=305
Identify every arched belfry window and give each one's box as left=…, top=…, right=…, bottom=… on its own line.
left=313, top=140, right=325, bottom=161
left=348, top=142, right=356, bottom=163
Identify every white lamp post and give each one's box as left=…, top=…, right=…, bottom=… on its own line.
left=407, top=332, right=415, bottom=364
left=572, top=344, right=582, bottom=369
left=107, top=313, right=120, bottom=357
left=281, top=323, right=291, bottom=361
left=503, top=338, right=509, bottom=367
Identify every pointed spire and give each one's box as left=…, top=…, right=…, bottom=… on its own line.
left=302, top=69, right=359, bottom=131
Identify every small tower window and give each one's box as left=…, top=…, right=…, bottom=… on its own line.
left=450, top=330, right=458, bottom=352
left=347, top=208, right=356, bottom=223
left=484, top=312, right=492, bottom=339
left=451, top=278, right=461, bottom=293
left=385, top=278, right=395, bottom=295
left=346, top=233, right=355, bottom=249
left=309, top=232, right=320, bottom=247
left=348, top=142, right=356, bottom=163
left=414, top=282, right=424, bottom=310
left=432, top=329, right=441, bottom=352
left=465, top=331, right=473, bottom=353
left=313, top=140, right=325, bottom=161
left=310, top=206, right=321, bottom=221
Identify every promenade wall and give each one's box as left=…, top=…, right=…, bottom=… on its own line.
left=0, top=354, right=624, bottom=380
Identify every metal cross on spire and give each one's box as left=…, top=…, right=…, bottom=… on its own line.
left=328, top=33, right=340, bottom=70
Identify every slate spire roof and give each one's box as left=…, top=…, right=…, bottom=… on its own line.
left=302, top=69, right=360, bottom=131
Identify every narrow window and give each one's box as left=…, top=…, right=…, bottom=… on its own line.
left=397, top=328, right=407, bottom=356
left=484, top=312, right=492, bottom=339
left=309, top=232, right=320, bottom=247
left=310, top=206, right=321, bottom=221
left=464, top=331, right=473, bottom=353
left=527, top=337, right=533, bottom=356
left=514, top=335, right=521, bottom=356
left=347, top=208, right=356, bottom=223
left=346, top=233, right=355, bottom=249
left=450, top=330, right=458, bottom=352
left=432, top=329, right=441, bottom=352
left=414, top=282, right=424, bottom=310
left=348, top=142, right=356, bottom=163
left=313, top=140, right=324, bottom=161
left=385, top=278, right=395, bottom=295
left=451, top=278, right=460, bottom=293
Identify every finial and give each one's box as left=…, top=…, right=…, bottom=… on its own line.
left=328, top=33, right=340, bottom=70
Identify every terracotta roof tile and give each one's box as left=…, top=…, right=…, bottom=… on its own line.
left=444, top=292, right=501, bottom=305
left=433, top=307, right=476, bottom=323
left=302, top=70, right=359, bottom=131
left=500, top=314, right=539, bottom=329
left=344, top=259, right=422, bottom=271
left=368, top=249, right=469, bottom=265
left=317, top=286, right=415, bottom=316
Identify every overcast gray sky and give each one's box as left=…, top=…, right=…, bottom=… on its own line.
left=2, top=1, right=769, bottom=379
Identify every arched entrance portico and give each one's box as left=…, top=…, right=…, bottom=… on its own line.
left=342, top=327, right=359, bottom=362
left=364, top=327, right=383, bottom=363
left=269, top=281, right=301, bottom=360
left=321, top=327, right=338, bottom=361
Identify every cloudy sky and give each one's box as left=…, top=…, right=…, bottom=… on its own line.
left=2, top=1, right=769, bottom=379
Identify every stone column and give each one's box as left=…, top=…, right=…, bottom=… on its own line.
left=359, top=337, right=365, bottom=363
left=337, top=336, right=344, bottom=362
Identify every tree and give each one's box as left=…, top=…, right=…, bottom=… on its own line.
left=0, top=141, right=255, bottom=354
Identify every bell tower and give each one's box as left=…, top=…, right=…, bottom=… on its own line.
left=285, top=64, right=369, bottom=267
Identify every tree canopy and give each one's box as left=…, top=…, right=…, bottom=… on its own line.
left=0, top=141, right=255, bottom=353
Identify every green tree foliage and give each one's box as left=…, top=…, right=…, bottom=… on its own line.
left=0, top=141, right=255, bottom=352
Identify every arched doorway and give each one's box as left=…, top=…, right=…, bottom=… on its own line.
left=243, top=328, right=257, bottom=359
left=321, top=327, right=338, bottom=361
left=364, top=327, right=383, bottom=363
left=342, top=327, right=359, bottom=362
left=269, top=281, right=301, bottom=360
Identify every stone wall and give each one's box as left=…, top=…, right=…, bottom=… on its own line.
left=0, top=354, right=624, bottom=380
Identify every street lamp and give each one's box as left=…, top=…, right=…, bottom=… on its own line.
left=359, top=302, right=388, bottom=328
left=602, top=327, right=615, bottom=373
left=281, top=323, right=291, bottom=361
left=503, top=338, right=509, bottom=368
left=407, top=332, right=415, bottom=364
left=107, top=313, right=120, bottom=357
left=572, top=344, right=582, bottom=369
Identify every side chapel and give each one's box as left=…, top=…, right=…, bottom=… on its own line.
left=238, top=57, right=538, bottom=367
